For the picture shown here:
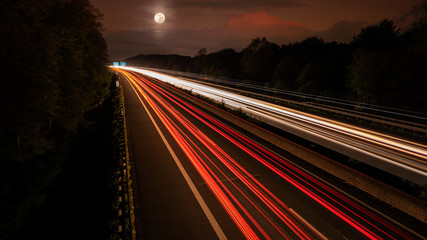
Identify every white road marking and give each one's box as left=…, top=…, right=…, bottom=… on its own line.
left=289, top=208, right=328, bottom=240
left=125, top=75, right=228, bottom=240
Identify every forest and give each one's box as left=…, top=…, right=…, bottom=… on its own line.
left=126, top=17, right=427, bottom=111
left=0, top=0, right=111, bottom=239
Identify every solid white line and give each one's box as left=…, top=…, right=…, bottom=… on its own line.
left=124, top=75, right=228, bottom=240
left=121, top=70, right=426, bottom=239
left=289, top=208, right=328, bottom=240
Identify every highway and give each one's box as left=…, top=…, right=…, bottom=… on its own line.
left=114, top=67, right=426, bottom=239
left=116, top=66, right=427, bottom=185
left=139, top=67, right=427, bottom=124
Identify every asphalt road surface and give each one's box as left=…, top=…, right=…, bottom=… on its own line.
left=117, top=68, right=426, bottom=240
left=121, top=66, right=427, bottom=185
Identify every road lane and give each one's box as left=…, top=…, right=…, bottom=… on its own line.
left=121, top=72, right=223, bottom=239
left=119, top=66, right=427, bottom=185
left=117, top=67, right=426, bottom=239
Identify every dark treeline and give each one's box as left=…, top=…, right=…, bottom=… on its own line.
left=127, top=17, right=427, bottom=111
left=0, top=0, right=109, bottom=239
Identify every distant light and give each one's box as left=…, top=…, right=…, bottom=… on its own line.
left=113, top=62, right=119, bottom=66
left=120, top=62, right=126, bottom=66
left=154, top=13, right=165, bottom=24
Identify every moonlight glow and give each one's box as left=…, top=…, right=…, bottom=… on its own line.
left=154, top=13, right=165, bottom=24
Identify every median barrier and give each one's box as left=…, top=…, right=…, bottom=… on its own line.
left=160, top=80, right=427, bottom=223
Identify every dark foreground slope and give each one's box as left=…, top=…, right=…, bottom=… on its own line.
left=21, top=79, right=121, bottom=239
left=0, top=1, right=110, bottom=239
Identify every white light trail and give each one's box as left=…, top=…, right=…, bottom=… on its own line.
left=117, top=66, right=427, bottom=184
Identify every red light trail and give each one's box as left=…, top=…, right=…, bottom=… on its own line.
left=114, top=68, right=418, bottom=240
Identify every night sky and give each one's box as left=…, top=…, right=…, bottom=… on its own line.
left=90, top=0, right=427, bottom=60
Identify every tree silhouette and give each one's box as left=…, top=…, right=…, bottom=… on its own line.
left=240, top=37, right=280, bottom=82
left=126, top=17, right=426, bottom=110
left=0, top=1, right=109, bottom=238
left=352, top=19, right=399, bottom=51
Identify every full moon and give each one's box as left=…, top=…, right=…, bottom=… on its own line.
left=154, top=13, right=165, bottom=24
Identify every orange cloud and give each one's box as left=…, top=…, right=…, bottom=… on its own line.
left=225, top=11, right=302, bottom=28
left=221, top=11, right=310, bottom=40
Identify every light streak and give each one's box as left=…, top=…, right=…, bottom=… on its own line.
left=117, top=66, right=427, bottom=184
left=120, top=70, right=262, bottom=239
left=141, top=76, right=397, bottom=239
left=114, top=67, right=419, bottom=239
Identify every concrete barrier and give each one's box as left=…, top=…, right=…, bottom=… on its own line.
left=161, top=81, right=427, bottom=223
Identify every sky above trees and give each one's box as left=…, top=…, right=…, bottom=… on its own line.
left=90, top=0, right=427, bottom=59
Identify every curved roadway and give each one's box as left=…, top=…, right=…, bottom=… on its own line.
left=115, top=67, right=426, bottom=239
left=119, top=66, right=427, bottom=185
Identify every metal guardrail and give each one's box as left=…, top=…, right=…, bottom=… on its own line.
left=138, top=67, right=427, bottom=137
left=305, top=102, right=427, bottom=135
left=115, top=81, right=136, bottom=240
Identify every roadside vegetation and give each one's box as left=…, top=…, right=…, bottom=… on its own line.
left=126, top=13, right=427, bottom=199
left=19, top=76, right=122, bottom=240
left=126, top=14, right=427, bottom=113
left=0, top=1, right=124, bottom=239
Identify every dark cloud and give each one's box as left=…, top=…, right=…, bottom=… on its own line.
left=103, top=1, right=425, bottom=59
left=105, top=11, right=372, bottom=59
left=317, top=20, right=367, bottom=42
left=105, top=30, right=182, bottom=59
left=176, top=0, right=304, bottom=9
left=105, top=11, right=311, bottom=59
left=396, top=0, right=427, bottom=26
left=105, top=28, right=250, bottom=59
